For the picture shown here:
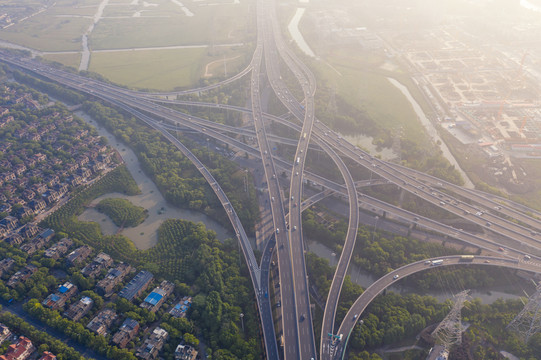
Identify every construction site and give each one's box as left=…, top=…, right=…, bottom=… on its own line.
left=394, top=26, right=541, bottom=160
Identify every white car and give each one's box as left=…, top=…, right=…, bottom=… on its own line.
left=393, top=274, right=400, bottom=280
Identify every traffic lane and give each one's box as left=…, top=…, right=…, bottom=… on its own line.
left=330, top=256, right=541, bottom=360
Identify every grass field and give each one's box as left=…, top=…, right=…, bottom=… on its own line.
left=89, top=46, right=249, bottom=90
left=0, top=0, right=255, bottom=89
left=91, top=2, right=252, bottom=50
left=0, top=14, right=92, bottom=52
left=42, top=53, right=82, bottom=69
left=89, top=48, right=205, bottom=90
left=309, top=49, right=429, bottom=145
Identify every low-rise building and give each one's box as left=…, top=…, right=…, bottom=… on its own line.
left=140, top=280, right=175, bottom=313
left=21, top=189, right=34, bottom=201
left=96, top=262, right=133, bottom=296
left=0, top=258, right=15, bottom=277
left=4, top=233, right=23, bottom=246
left=112, top=318, right=139, bottom=348
left=87, top=308, right=117, bottom=336
left=0, top=323, right=11, bottom=344
left=0, top=203, right=11, bottom=215
left=31, top=183, right=47, bottom=195
left=38, top=352, right=56, bottom=360
left=64, top=296, right=93, bottom=321
left=81, top=252, right=113, bottom=278
left=0, top=216, right=18, bottom=231
left=169, top=296, right=193, bottom=319
left=52, top=183, right=68, bottom=197
left=19, top=224, right=39, bottom=240
left=28, top=199, right=46, bottom=213
left=174, top=344, right=198, bottom=360
left=65, top=245, right=92, bottom=267
left=20, top=228, right=54, bottom=255
left=44, top=238, right=73, bottom=260
left=136, top=327, right=169, bottom=360
left=0, top=336, right=35, bottom=360
left=77, top=167, right=91, bottom=179
left=42, top=282, right=77, bottom=310
left=15, top=206, right=33, bottom=220
left=7, top=265, right=37, bottom=288
left=42, top=190, right=59, bottom=205
left=119, top=270, right=154, bottom=302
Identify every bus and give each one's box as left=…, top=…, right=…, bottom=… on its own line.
left=460, top=255, right=474, bottom=262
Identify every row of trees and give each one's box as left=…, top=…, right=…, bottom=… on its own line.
left=24, top=300, right=137, bottom=360
left=303, top=206, right=524, bottom=291
left=12, top=69, right=86, bottom=105
left=39, top=165, right=262, bottom=359
left=0, top=311, right=88, bottom=360
left=81, top=101, right=259, bottom=234
left=96, top=198, right=148, bottom=228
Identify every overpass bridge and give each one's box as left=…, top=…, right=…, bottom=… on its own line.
left=330, top=255, right=541, bottom=359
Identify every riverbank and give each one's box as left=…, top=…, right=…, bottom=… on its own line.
left=387, top=77, right=475, bottom=188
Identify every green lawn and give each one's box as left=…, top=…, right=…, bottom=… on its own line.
left=311, top=56, right=429, bottom=146
left=89, top=48, right=205, bottom=90
left=90, top=3, right=252, bottom=50
left=0, top=14, right=92, bottom=52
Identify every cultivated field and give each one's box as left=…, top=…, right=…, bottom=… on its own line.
left=0, top=0, right=255, bottom=89
left=89, top=46, right=249, bottom=90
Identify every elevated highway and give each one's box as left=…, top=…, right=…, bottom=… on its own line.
left=250, top=11, right=300, bottom=357
left=92, top=96, right=280, bottom=360
left=330, top=255, right=541, bottom=360
left=3, top=10, right=541, bottom=357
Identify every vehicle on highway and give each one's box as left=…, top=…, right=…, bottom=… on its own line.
left=393, top=274, right=399, bottom=280
left=431, top=259, right=443, bottom=266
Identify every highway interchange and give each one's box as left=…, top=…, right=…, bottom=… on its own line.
left=3, top=0, right=541, bottom=358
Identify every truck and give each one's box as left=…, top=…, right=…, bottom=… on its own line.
left=431, top=259, right=443, bottom=266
